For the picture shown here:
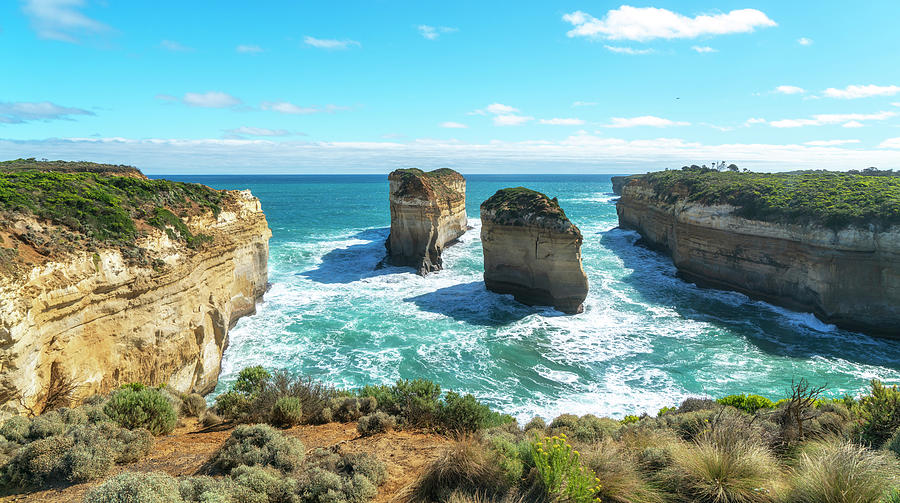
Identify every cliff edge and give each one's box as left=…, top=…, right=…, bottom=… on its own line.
left=616, top=169, right=900, bottom=336
left=480, top=187, right=588, bottom=314
left=386, top=168, right=467, bottom=275
left=0, top=162, right=271, bottom=416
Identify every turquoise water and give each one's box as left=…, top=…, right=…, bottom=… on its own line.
left=159, top=174, right=900, bottom=420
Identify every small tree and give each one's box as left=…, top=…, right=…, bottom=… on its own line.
left=785, top=378, right=826, bottom=440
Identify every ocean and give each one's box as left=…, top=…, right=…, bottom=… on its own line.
left=157, top=174, right=900, bottom=421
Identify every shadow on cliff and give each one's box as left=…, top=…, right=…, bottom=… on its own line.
left=405, top=281, right=561, bottom=326
left=600, top=227, right=900, bottom=370
left=300, top=227, right=410, bottom=284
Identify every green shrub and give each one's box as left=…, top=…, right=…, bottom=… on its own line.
left=211, top=424, right=304, bottom=475
left=104, top=386, right=177, bottom=435
left=392, top=379, right=442, bottom=427
left=571, top=414, right=621, bottom=442
left=358, top=385, right=397, bottom=415
left=69, top=422, right=154, bottom=463
left=182, top=394, right=207, bottom=418
left=178, top=475, right=234, bottom=503
left=271, top=397, right=304, bottom=427
left=340, top=452, right=388, bottom=487
left=887, top=428, right=900, bottom=458
left=201, top=411, right=223, bottom=428
left=677, top=398, right=719, bottom=413
left=84, top=471, right=183, bottom=503
left=853, top=379, right=900, bottom=447
left=786, top=440, right=898, bottom=503
left=486, top=436, right=525, bottom=486
left=549, top=414, right=579, bottom=430
left=214, top=390, right=251, bottom=421
left=657, top=406, right=676, bottom=417
left=28, top=411, right=66, bottom=439
left=63, top=443, right=114, bottom=483
left=2, top=434, right=75, bottom=486
left=716, top=394, right=775, bottom=414
left=331, top=397, right=364, bottom=422
left=438, top=392, right=512, bottom=434
left=524, top=417, right=546, bottom=431
left=230, top=464, right=297, bottom=502
left=357, top=411, right=396, bottom=437
left=0, top=415, right=31, bottom=443
left=620, top=414, right=641, bottom=425
left=234, top=366, right=271, bottom=396
left=530, top=435, right=600, bottom=503
left=883, top=488, right=900, bottom=503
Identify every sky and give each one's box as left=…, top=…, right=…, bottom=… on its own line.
left=2, top=1, right=900, bottom=174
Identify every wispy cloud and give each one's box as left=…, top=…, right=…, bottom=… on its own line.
left=260, top=102, right=349, bottom=115
left=823, top=84, right=900, bottom=99
left=691, top=46, right=717, bottom=53
left=539, top=118, right=585, bottom=126
left=304, top=36, right=360, bottom=50
left=0, top=101, right=94, bottom=123
left=572, top=101, right=598, bottom=107
left=439, top=121, right=467, bottom=129
left=160, top=39, right=193, bottom=52
left=236, top=44, right=263, bottom=54
left=469, top=103, right=533, bottom=126
left=22, top=0, right=111, bottom=43
left=225, top=127, right=295, bottom=137
left=604, top=45, right=654, bottom=55
left=774, top=85, right=805, bottom=95
left=603, top=116, right=690, bottom=128
left=797, top=37, right=813, bottom=46
left=563, top=6, right=775, bottom=42
left=880, top=137, right=900, bottom=149
left=768, top=111, right=896, bottom=128
left=180, top=91, right=241, bottom=108
left=418, top=25, right=457, bottom=40
left=804, top=139, right=860, bottom=146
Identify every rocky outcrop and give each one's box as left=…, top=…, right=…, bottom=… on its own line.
left=617, top=178, right=900, bottom=336
left=386, top=168, right=467, bottom=275
left=0, top=190, right=271, bottom=416
left=480, top=188, right=588, bottom=314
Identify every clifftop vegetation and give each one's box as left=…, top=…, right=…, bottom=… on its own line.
left=0, top=158, right=144, bottom=178
left=481, top=187, right=574, bottom=229
left=635, top=167, right=900, bottom=229
left=389, top=168, right=465, bottom=200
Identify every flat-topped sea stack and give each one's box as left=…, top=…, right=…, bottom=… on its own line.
left=617, top=168, right=900, bottom=336
left=0, top=160, right=271, bottom=416
left=480, top=187, right=588, bottom=314
left=386, top=168, right=467, bottom=275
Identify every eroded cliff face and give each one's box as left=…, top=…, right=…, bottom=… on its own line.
left=386, top=168, right=467, bottom=275
left=481, top=188, right=588, bottom=314
left=0, top=190, right=271, bottom=416
left=617, top=180, right=900, bottom=336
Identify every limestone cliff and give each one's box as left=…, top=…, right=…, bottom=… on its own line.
left=617, top=176, right=900, bottom=336
left=0, top=169, right=271, bottom=416
left=386, top=168, right=467, bottom=275
left=480, top=187, right=588, bottom=314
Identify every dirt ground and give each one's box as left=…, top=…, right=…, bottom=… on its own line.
left=0, top=419, right=451, bottom=503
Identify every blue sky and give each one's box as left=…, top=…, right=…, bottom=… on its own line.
left=2, top=0, right=900, bottom=173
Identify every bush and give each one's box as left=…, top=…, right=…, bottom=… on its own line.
left=331, top=397, right=364, bottom=422
left=582, top=439, right=664, bottom=503
left=530, top=435, right=600, bottom=503
left=3, top=435, right=75, bottom=487
left=104, top=386, right=177, bottom=435
left=211, top=424, right=304, bottom=474
left=408, top=438, right=511, bottom=502
left=391, top=379, right=442, bottom=427
left=201, top=411, right=223, bottom=428
left=182, top=394, right=207, bottom=418
left=28, top=411, right=66, bottom=439
left=178, top=475, right=234, bottom=502
left=438, top=392, right=512, bottom=434
left=234, top=366, right=271, bottom=396
left=63, top=443, right=114, bottom=483
left=853, top=379, right=900, bottom=447
left=786, top=441, right=898, bottom=503
left=69, top=422, right=154, bottom=463
left=84, top=471, right=183, bottom=503
left=0, top=415, right=31, bottom=443
left=524, top=417, right=546, bottom=431
left=271, top=397, right=304, bottom=427
left=230, top=464, right=298, bottom=502
left=664, top=433, right=779, bottom=503
left=553, top=414, right=621, bottom=443
left=340, top=452, right=388, bottom=486
left=887, top=428, right=900, bottom=458
left=357, top=411, right=395, bottom=437
left=214, top=390, right=251, bottom=421
left=677, top=397, right=719, bottom=413
left=620, top=415, right=641, bottom=425
left=716, top=394, right=775, bottom=414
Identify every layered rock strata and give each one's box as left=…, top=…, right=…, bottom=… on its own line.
left=0, top=189, right=271, bottom=416
left=480, top=187, right=589, bottom=314
left=386, top=168, right=467, bottom=275
left=617, top=178, right=900, bottom=336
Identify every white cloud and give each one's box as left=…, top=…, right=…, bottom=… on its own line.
left=493, top=115, right=533, bottom=126
left=691, top=45, right=717, bottom=53
left=604, top=45, right=654, bottom=55
left=225, top=127, right=292, bottom=137
left=182, top=91, right=241, bottom=108
left=539, top=118, right=586, bottom=125
left=9, top=134, right=899, bottom=173
left=418, top=25, right=457, bottom=40
left=563, top=6, right=776, bottom=42
left=893, top=102, right=900, bottom=107
left=22, top=0, right=110, bottom=43
left=804, top=139, right=860, bottom=146
left=744, top=118, right=767, bottom=125
left=797, top=37, right=813, bottom=46
left=774, top=85, right=805, bottom=95
left=842, top=121, right=864, bottom=128
left=160, top=40, right=193, bottom=52
left=603, top=116, right=690, bottom=128
left=260, top=101, right=349, bottom=115
left=236, top=44, right=263, bottom=54
left=823, top=84, right=900, bottom=99
left=768, top=111, right=896, bottom=128
left=0, top=101, right=94, bottom=123
left=486, top=103, right=518, bottom=114
left=304, top=36, right=360, bottom=50
left=439, top=121, right=467, bottom=129
left=572, top=101, right=598, bottom=107
left=880, top=138, right=900, bottom=149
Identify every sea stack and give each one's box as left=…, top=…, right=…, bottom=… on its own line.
left=480, top=187, right=589, bottom=314
left=386, top=168, right=468, bottom=275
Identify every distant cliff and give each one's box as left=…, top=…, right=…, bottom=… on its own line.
left=481, top=187, right=588, bottom=314
left=616, top=170, right=900, bottom=336
left=611, top=175, right=642, bottom=196
left=386, top=168, right=467, bottom=275
left=0, top=162, right=271, bottom=416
